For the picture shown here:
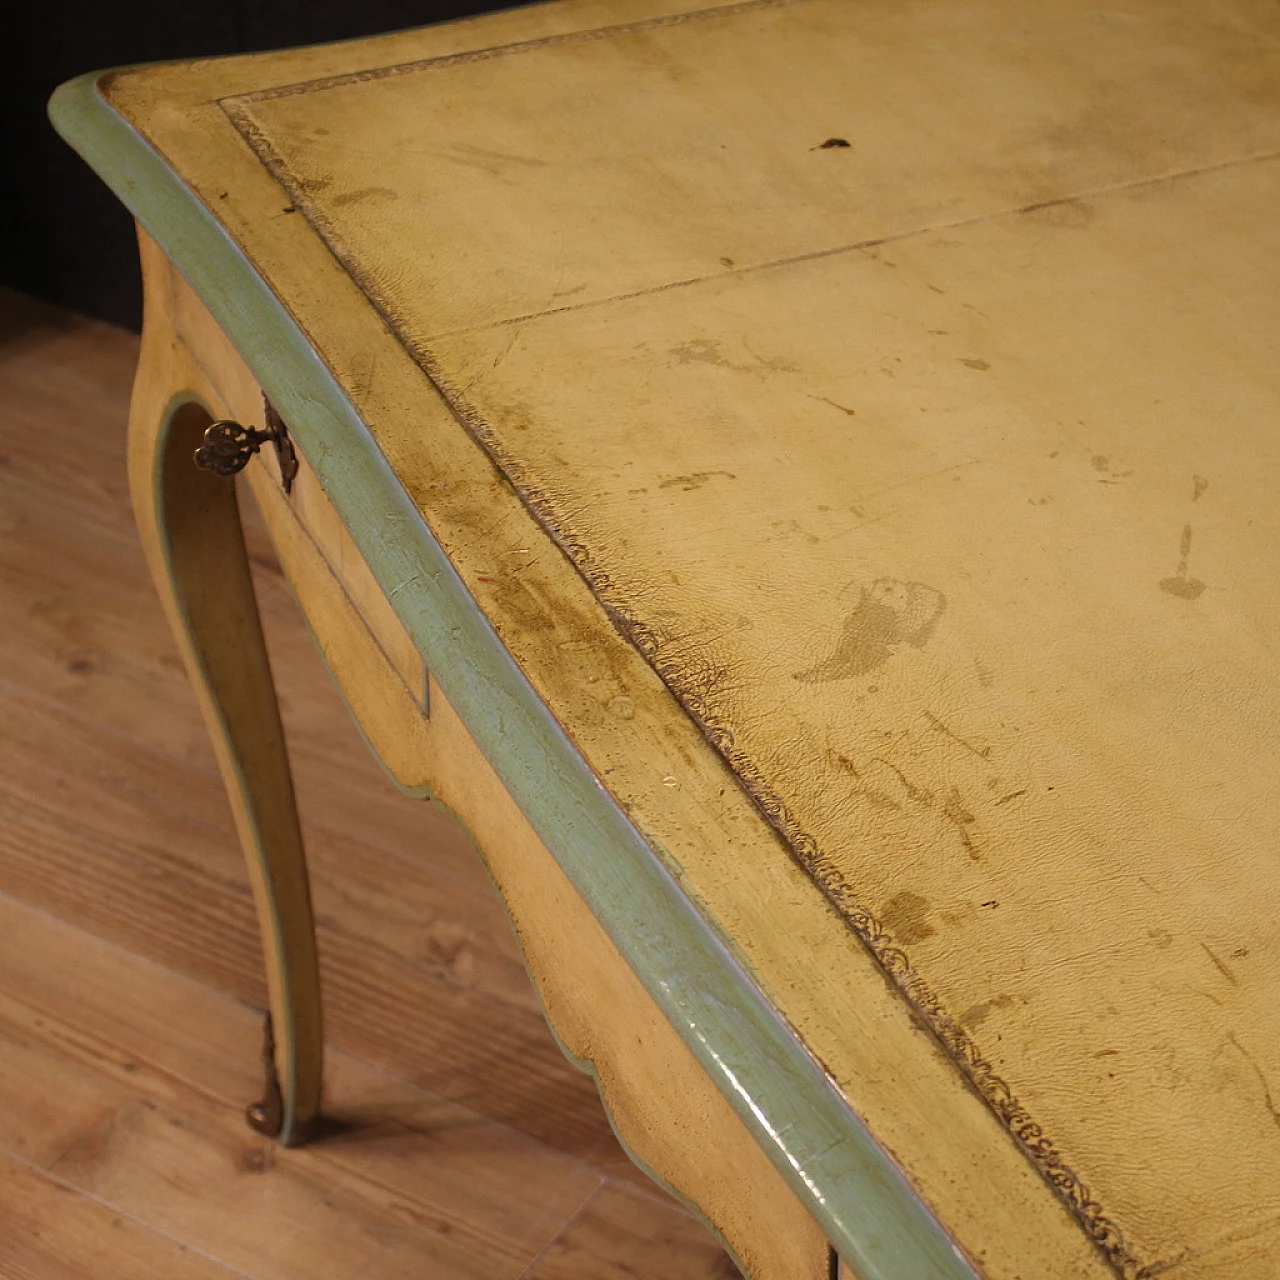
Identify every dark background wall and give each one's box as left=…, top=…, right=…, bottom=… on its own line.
left=1, top=1, right=513, bottom=331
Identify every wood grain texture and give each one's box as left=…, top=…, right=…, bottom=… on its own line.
left=0, top=893, right=585, bottom=1280
left=525, top=1183, right=742, bottom=1280
left=0, top=1154, right=239, bottom=1280
left=0, top=289, right=737, bottom=1277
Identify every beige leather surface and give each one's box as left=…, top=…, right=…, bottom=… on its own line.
left=101, top=1, right=1280, bottom=1275
left=426, top=159, right=1280, bottom=1272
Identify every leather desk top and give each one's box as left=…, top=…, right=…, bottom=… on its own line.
left=56, top=1, right=1280, bottom=1275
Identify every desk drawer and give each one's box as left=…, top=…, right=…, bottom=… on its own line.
left=168, top=261, right=432, bottom=792
left=245, top=446, right=434, bottom=795
left=250, top=429, right=426, bottom=713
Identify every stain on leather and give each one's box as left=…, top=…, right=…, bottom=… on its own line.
left=1092, top=453, right=1134, bottom=483
left=960, top=992, right=1016, bottom=1030
left=668, top=337, right=798, bottom=374
left=330, top=185, right=397, bottom=208
left=942, top=787, right=981, bottom=861
left=804, top=393, right=857, bottom=417
left=1200, top=942, right=1239, bottom=987
left=437, top=143, right=550, bottom=174
left=1021, top=197, right=1096, bottom=230
left=658, top=470, right=736, bottom=492
left=923, top=709, right=991, bottom=760
left=1225, top=1033, right=1280, bottom=1131
left=880, top=890, right=936, bottom=945
left=1159, top=524, right=1207, bottom=600
left=669, top=338, right=740, bottom=368
left=795, top=579, right=945, bottom=681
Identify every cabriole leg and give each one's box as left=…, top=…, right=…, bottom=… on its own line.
left=126, top=245, right=323, bottom=1145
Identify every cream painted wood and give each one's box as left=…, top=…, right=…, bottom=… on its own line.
left=157, top=243, right=831, bottom=1279
left=169, top=269, right=434, bottom=789
left=127, top=234, right=322, bottom=1145
left=169, top=272, right=428, bottom=713
left=76, top=2, right=1280, bottom=1273
left=248, top=467, right=435, bottom=795
left=275, top=456, right=427, bottom=709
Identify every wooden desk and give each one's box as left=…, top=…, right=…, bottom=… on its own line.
left=51, top=2, right=1280, bottom=1276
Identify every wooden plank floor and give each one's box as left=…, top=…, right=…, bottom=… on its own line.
left=0, top=290, right=739, bottom=1279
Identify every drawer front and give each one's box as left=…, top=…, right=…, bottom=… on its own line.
left=246, top=446, right=434, bottom=795
left=170, top=265, right=432, bottom=790
left=251, top=424, right=426, bottom=712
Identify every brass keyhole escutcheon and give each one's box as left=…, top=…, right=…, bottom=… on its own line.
left=193, top=398, right=299, bottom=492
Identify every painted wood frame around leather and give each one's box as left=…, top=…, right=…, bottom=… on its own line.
left=49, top=66, right=978, bottom=1280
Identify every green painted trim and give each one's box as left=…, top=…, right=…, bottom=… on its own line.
left=431, top=786, right=758, bottom=1280
left=50, top=69, right=977, bottom=1280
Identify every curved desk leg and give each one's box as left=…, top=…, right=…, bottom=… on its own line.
left=126, top=266, right=323, bottom=1146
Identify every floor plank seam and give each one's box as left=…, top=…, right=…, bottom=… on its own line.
left=514, top=1179, right=606, bottom=1280
left=0, top=666, right=493, bottom=898
left=0, top=1143, right=259, bottom=1280
left=0, top=887, right=604, bottom=1186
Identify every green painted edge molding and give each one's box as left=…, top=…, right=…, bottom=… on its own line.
left=49, top=68, right=978, bottom=1280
